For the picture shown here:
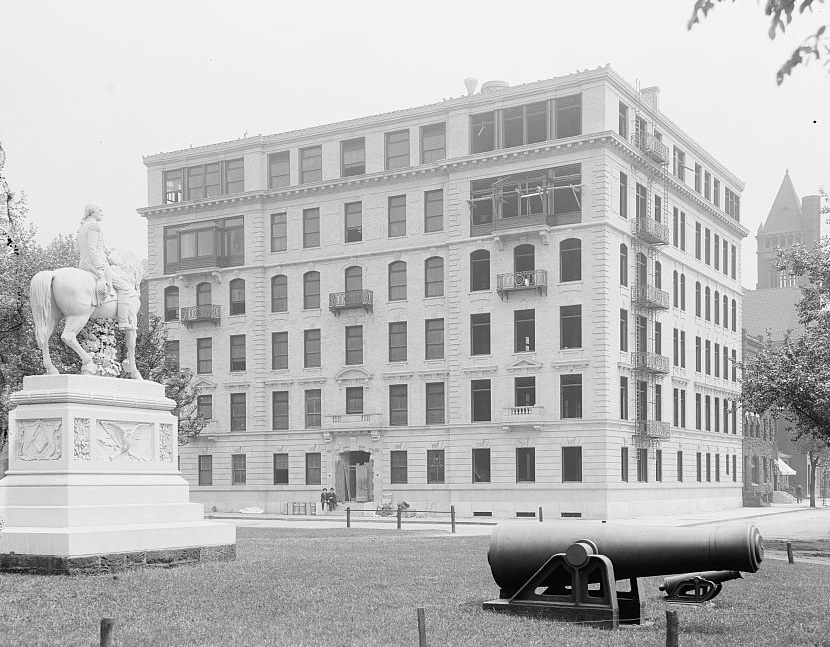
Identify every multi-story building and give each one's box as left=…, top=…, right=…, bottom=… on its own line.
left=140, top=65, right=747, bottom=519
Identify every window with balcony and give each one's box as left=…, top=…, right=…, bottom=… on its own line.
left=300, top=146, right=322, bottom=184
left=471, top=379, right=491, bottom=422
left=268, top=152, right=290, bottom=189
left=304, top=329, right=321, bottom=368
left=341, top=138, right=365, bottom=177
left=514, top=309, right=535, bottom=352
left=388, top=261, right=407, bottom=301
left=635, top=183, right=647, bottom=219
left=271, top=331, right=288, bottom=370
left=425, top=318, right=444, bottom=360
left=230, top=334, right=246, bottom=372
left=471, top=111, right=495, bottom=153
left=560, top=238, right=581, bottom=282
left=346, top=387, right=364, bottom=415
left=470, top=250, right=490, bottom=291
left=271, top=275, right=288, bottom=313
left=425, top=382, right=445, bottom=424
left=562, top=446, right=582, bottom=482
left=560, top=305, right=582, bottom=349
left=555, top=94, right=581, bottom=138
left=165, top=340, right=179, bottom=370
left=229, top=279, right=245, bottom=316
left=424, top=257, right=444, bottom=297
left=304, top=271, right=320, bottom=309
left=270, top=212, right=287, bottom=252
left=472, top=448, right=491, bottom=483
left=420, top=123, right=446, bottom=163
left=388, top=322, right=407, bottom=362
left=561, top=374, right=582, bottom=418
left=503, top=101, right=547, bottom=148
left=306, top=452, right=321, bottom=484
left=272, top=391, right=289, bottom=430
left=636, top=252, right=647, bottom=286
left=196, top=337, right=212, bottom=374
left=516, top=447, right=535, bottom=482
left=305, top=390, right=322, bottom=428
left=164, top=286, right=179, bottom=321
left=345, top=202, right=362, bottom=243
left=273, top=453, right=289, bottom=484
left=385, top=130, right=410, bottom=170
left=389, top=385, right=408, bottom=426
left=515, top=376, right=535, bottom=407
left=345, top=325, right=363, bottom=365
left=471, top=313, right=490, bottom=355
left=391, top=449, right=408, bottom=482
left=303, top=208, right=320, bottom=248
left=345, top=266, right=362, bottom=293
left=164, top=217, right=244, bottom=273
left=424, top=189, right=443, bottom=232
left=388, top=195, right=406, bottom=237
left=427, top=449, right=445, bottom=483
left=230, top=393, right=246, bottom=431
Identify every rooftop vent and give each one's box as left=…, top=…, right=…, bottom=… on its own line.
left=464, top=77, right=479, bottom=96
left=480, top=80, right=510, bottom=93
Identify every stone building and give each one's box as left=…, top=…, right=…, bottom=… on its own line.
left=140, top=66, right=747, bottom=519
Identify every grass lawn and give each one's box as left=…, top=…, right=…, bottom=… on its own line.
left=1, top=527, right=829, bottom=646
left=766, top=538, right=830, bottom=559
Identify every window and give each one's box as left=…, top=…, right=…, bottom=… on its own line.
left=388, top=195, right=406, bottom=237
left=197, top=394, right=212, bottom=420
left=560, top=305, right=581, bottom=349
left=197, top=337, right=212, bottom=374
left=680, top=331, right=686, bottom=369
left=425, top=318, right=444, bottom=360
left=272, top=453, right=289, bottom=485
left=471, top=379, right=491, bottom=422
left=198, top=455, right=213, bottom=486
left=385, top=130, right=410, bottom=170
left=723, top=240, right=729, bottom=276
left=471, top=313, right=491, bottom=355
left=165, top=340, right=178, bottom=370
left=619, top=172, right=628, bottom=219
left=732, top=349, right=737, bottom=381
left=388, top=322, right=407, bottom=362
left=514, top=244, right=535, bottom=273
left=714, top=344, right=720, bottom=378
left=164, top=286, right=179, bottom=321
left=471, top=111, right=495, bottom=153
left=515, top=376, right=536, bottom=407
left=516, top=447, right=536, bottom=482
left=304, top=329, right=321, bottom=368
left=695, top=222, right=701, bottom=260
left=723, top=346, right=730, bottom=380
left=197, top=282, right=212, bottom=307
left=515, top=309, right=536, bottom=352
left=680, top=212, right=686, bottom=251
left=715, top=454, right=721, bottom=482
left=424, top=257, right=444, bottom=297
left=705, top=286, right=711, bottom=320
left=694, top=164, right=702, bottom=193
left=420, top=123, right=446, bottom=163
left=268, top=152, right=290, bottom=189
left=673, top=388, right=679, bottom=426
left=300, top=146, right=322, bottom=184
left=672, top=208, right=679, bottom=246
left=673, top=271, right=679, bottom=308
left=345, top=326, right=363, bottom=365
left=695, top=336, right=702, bottom=372
left=230, top=393, right=246, bottom=431
left=705, top=339, right=711, bottom=375
left=656, top=449, right=663, bottom=481
left=655, top=321, right=662, bottom=356
left=426, top=382, right=445, bottom=424
left=303, top=208, right=320, bottom=248
left=345, top=386, right=363, bottom=415
left=635, top=183, right=647, bottom=220
left=621, top=447, right=629, bottom=482
left=731, top=300, right=737, bottom=331
left=636, top=380, right=647, bottom=421
left=636, top=252, right=647, bottom=288
left=561, top=374, right=582, bottom=418
left=389, top=385, right=408, bottom=426
left=714, top=233, right=720, bottom=270
left=229, top=278, right=245, bottom=315
left=560, top=238, right=581, bottom=282
left=619, top=244, right=628, bottom=286
left=163, top=216, right=245, bottom=273
left=680, top=274, right=686, bottom=311
left=705, top=395, right=712, bottom=430
left=472, top=448, right=491, bottom=483
left=553, top=164, right=582, bottom=219
left=725, top=187, right=741, bottom=220
left=345, top=265, right=363, bottom=293
left=186, top=162, right=221, bottom=200
left=470, top=250, right=490, bottom=291
left=225, top=159, right=244, bottom=193
left=271, top=391, right=289, bottom=430
left=654, top=194, right=663, bottom=222
left=562, top=446, right=582, bottom=482
left=341, top=138, right=365, bottom=176
left=655, top=383, right=663, bottom=421
left=618, top=102, right=629, bottom=138
left=164, top=169, right=183, bottom=204
left=706, top=453, right=712, bottom=482
left=655, top=261, right=662, bottom=289
left=424, top=189, right=443, bottom=232
left=344, top=202, right=362, bottom=243
left=673, top=328, right=679, bottom=367
left=303, top=271, right=320, bottom=309
left=673, top=146, right=686, bottom=181
left=620, top=376, right=629, bottom=420
left=637, top=448, right=648, bottom=482
left=305, top=452, right=321, bottom=485
left=305, top=390, right=322, bottom=428
left=555, top=94, right=581, bottom=138
left=391, top=450, right=408, bottom=483
left=271, top=275, right=288, bottom=313
left=731, top=245, right=737, bottom=279
left=705, top=228, right=711, bottom=265
left=427, top=449, right=445, bottom=483
left=230, top=334, right=246, bottom=372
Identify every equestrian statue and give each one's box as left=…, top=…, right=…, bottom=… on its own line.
left=30, top=204, right=144, bottom=379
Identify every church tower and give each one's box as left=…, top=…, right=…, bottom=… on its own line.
left=755, top=171, right=821, bottom=289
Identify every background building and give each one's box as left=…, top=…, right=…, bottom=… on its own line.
left=141, top=66, right=747, bottom=519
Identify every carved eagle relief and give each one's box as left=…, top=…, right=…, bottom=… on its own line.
left=96, top=420, right=153, bottom=461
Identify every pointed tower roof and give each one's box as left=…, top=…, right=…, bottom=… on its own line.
left=761, top=171, right=802, bottom=234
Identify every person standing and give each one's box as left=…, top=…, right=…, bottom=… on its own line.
left=320, top=488, right=329, bottom=515
left=796, top=483, right=803, bottom=504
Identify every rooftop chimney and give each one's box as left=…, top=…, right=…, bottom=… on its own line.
left=639, top=86, right=660, bottom=110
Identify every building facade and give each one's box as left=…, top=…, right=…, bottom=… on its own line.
left=140, top=66, right=747, bottom=519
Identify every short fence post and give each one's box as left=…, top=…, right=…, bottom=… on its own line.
left=665, top=609, right=678, bottom=647
left=100, top=618, right=115, bottom=647
left=450, top=505, right=456, bottom=534
left=397, top=505, right=402, bottom=530
left=787, top=541, right=794, bottom=564
left=346, top=506, right=351, bottom=529
left=538, top=506, right=543, bottom=522
left=416, top=607, right=427, bottom=647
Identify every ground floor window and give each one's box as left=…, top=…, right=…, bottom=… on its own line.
left=198, top=454, right=212, bottom=486
left=472, top=448, right=491, bottom=483
left=306, top=452, right=321, bottom=485
left=516, top=447, right=536, bottom=482
left=391, top=450, right=407, bottom=484
left=231, top=454, right=246, bottom=485
left=621, top=447, right=629, bottom=482
left=637, top=448, right=648, bottom=482
left=273, top=453, right=288, bottom=484
left=562, top=446, right=582, bottom=482
left=427, top=449, right=445, bottom=483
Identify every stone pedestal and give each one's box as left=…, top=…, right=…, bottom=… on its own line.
left=0, top=375, right=235, bottom=574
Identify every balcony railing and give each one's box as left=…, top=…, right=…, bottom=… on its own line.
left=325, top=413, right=382, bottom=428
left=180, top=304, right=221, bottom=327
left=631, top=283, right=670, bottom=310
left=633, top=217, right=670, bottom=245
left=502, top=406, right=545, bottom=424
left=638, top=134, right=670, bottom=165
left=496, top=270, right=548, bottom=299
left=633, top=351, right=670, bottom=374
left=634, top=420, right=671, bottom=440
left=329, top=290, right=373, bottom=314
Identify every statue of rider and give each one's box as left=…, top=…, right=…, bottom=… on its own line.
left=77, top=204, right=134, bottom=330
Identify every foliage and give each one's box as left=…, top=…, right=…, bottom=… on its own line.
left=688, top=0, right=829, bottom=84
left=795, top=434, right=830, bottom=506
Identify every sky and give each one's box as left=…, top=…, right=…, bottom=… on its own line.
left=1, top=0, right=828, bottom=290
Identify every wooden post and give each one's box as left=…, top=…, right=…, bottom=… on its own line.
left=100, top=618, right=114, bottom=647
left=787, top=541, right=794, bottom=564
left=397, top=505, right=402, bottom=530
left=665, top=609, right=678, bottom=647
left=538, top=506, right=543, bottom=522
left=416, top=607, right=427, bottom=647
left=450, top=505, right=456, bottom=534
left=346, top=506, right=351, bottom=529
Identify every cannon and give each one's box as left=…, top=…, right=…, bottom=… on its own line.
left=483, top=521, right=763, bottom=628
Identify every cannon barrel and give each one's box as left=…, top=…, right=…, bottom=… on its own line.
left=488, top=521, right=763, bottom=594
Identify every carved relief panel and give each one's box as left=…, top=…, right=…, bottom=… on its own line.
left=94, top=420, right=153, bottom=462
left=17, top=418, right=62, bottom=461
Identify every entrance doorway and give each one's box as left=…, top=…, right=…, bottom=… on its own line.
left=336, top=451, right=373, bottom=502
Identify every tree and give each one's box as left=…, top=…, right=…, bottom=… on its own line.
left=688, top=0, right=829, bottom=84
left=795, top=435, right=830, bottom=507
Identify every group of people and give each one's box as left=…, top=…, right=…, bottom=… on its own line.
left=320, top=488, right=337, bottom=512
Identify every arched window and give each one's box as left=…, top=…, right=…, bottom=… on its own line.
left=196, top=282, right=212, bottom=306
left=723, top=295, right=729, bottom=329
left=303, top=271, right=320, bottom=309
left=345, top=266, right=363, bottom=292
left=271, top=275, right=287, bottom=312
left=636, top=252, right=647, bottom=287
left=680, top=273, right=686, bottom=311
left=619, top=244, right=628, bottom=286
left=229, top=278, right=245, bottom=315
left=714, top=290, right=720, bottom=324
left=514, top=244, right=535, bottom=273
left=388, top=261, right=407, bottom=301
left=425, top=257, right=444, bottom=297
left=164, top=286, right=179, bottom=322
left=704, top=286, right=711, bottom=320
left=672, top=271, right=679, bottom=308
left=731, top=299, right=737, bottom=331
left=654, top=261, right=662, bottom=289
left=695, top=282, right=702, bottom=317
left=560, top=239, right=581, bottom=282
left=470, top=250, right=490, bottom=291
left=751, top=456, right=760, bottom=485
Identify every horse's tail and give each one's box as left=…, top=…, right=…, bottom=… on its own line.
left=30, top=270, right=55, bottom=347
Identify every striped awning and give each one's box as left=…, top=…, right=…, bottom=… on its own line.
left=776, top=458, right=796, bottom=476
